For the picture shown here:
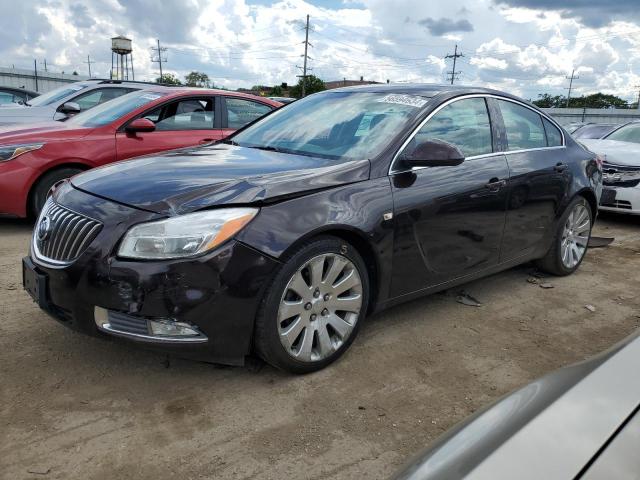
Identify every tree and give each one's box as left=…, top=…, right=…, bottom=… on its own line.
left=269, top=85, right=283, bottom=96
left=533, top=92, right=629, bottom=109
left=156, top=73, right=182, bottom=85
left=185, top=71, right=211, bottom=88
left=72, top=71, right=79, bottom=76
left=290, top=75, right=325, bottom=99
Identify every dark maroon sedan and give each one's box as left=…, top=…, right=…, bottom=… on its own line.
left=23, top=84, right=602, bottom=373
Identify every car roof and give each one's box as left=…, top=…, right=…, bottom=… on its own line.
left=135, top=87, right=282, bottom=105
left=324, top=83, right=517, bottom=99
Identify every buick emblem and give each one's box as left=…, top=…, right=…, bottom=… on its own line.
left=38, top=216, right=51, bottom=241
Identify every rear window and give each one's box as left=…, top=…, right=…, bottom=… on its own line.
left=498, top=100, right=547, bottom=151
left=543, top=117, right=563, bottom=146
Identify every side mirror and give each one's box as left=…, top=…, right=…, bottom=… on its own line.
left=125, top=118, right=156, bottom=134
left=59, top=102, right=81, bottom=115
left=400, top=139, right=465, bottom=167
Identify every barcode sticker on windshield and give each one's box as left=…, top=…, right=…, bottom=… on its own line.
left=376, top=94, right=427, bottom=108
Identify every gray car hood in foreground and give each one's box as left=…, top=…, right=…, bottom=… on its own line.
left=580, top=139, right=640, bottom=166
left=393, top=330, right=640, bottom=480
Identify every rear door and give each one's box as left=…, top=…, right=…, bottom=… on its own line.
left=115, top=96, right=225, bottom=161
left=389, top=96, right=510, bottom=297
left=493, top=98, right=570, bottom=262
left=220, top=96, right=275, bottom=138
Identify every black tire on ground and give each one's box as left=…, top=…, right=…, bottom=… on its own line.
left=536, top=195, right=593, bottom=276
left=254, top=236, right=369, bottom=374
left=30, top=168, right=83, bottom=217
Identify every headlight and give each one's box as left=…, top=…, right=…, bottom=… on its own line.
left=118, top=208, right=259, bottom=259
left=0, top=143, right=44, bottom=162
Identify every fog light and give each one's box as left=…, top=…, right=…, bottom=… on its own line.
left=148, top=319, right=200, bottom=337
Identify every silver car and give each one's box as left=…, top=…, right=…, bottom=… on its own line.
left=0, top=80, right=148, bottom=126
left=393, top=330, right=640, bottom=479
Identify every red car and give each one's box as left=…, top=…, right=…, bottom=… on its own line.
left=0, top=87, right=281, bottom=217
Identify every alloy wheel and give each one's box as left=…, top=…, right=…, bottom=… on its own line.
left=277, top=253, right=363, bottom=362
left=560, top=203, right=591, bottom=269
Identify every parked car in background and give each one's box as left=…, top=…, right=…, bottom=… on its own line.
left=392, top=329, right=640, bottom=480
left=0, top=80, right=154, bottom=126
left=267, top=96, right=296, bottom=104
left=23, top=84, right=600, bottom=373
left=580, top=121, right=640, bottom=214
left=0, top=88, right=280, bottom=217
left=565, top=122, right=586, bottom=133
left=572, top=122, right=619, bottom=140
left=0, top=86, right=39, bottom=106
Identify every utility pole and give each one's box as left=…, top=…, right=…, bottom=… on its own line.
left=33, top=59, right=39, bottom=92
left=445, top=45, right=463, bottom=85
left=635, top=84, right=640, bottom=110
left=84, top=55, right=95, bottom=78
left=40, top=59, right=48, bottom=72
left=301, top=14, right=310, bottom=97
left=150, top=39, right=167, bottom=81
left=565, top=69, right=579, bottom=108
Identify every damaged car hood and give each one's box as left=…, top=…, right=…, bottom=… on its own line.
left=71, top=143, right=370, bottom=215
left=579, top=139, right=640, bottom=166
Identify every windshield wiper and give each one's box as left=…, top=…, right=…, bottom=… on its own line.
left=245, top=145, right=283, bottom=152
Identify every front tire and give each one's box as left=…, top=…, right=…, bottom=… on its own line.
left=536, top=196, right=593, bottom=276
left=254, top=236, right=369, bottom=374
left=31, top=168, right=83, bottom=217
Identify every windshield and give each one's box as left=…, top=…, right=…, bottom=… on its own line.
left=231, top=92, right=428, bottom=161
left=605, top=123, right=640, bottom=144
left=67, top=90, right=169, bottom=128
left=573, top=124, right=617, bottom=140
left=28, top=83, right=90, bottom=107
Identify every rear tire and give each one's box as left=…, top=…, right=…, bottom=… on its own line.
left=254, top=236, right=369, bottom=374
left=31, top=168, right=83, bottom=217
left=536, top=196, right=592, bottom=276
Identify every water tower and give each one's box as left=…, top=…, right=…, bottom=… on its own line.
left=111, top=36, right=134, bottom=80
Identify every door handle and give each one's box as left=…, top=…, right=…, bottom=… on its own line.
left=199, top=138, right=215, bottom=144
left=554, top=162, right=568, bottom=172
left=485, top=178, right=507, bottom=191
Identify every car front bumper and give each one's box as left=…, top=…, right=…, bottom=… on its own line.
left=0, top=157, right=38, bottom=217
left=599, top=184, right=640, bottom=215
left=23, top=184, right=280, bottom=365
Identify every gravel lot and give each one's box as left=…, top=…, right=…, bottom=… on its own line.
left=1, top=213, right=639, bottom=480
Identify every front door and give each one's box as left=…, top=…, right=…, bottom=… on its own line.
left=389, top=96, right=510, bottom=298
left=115, top=96, right=225, bottom=161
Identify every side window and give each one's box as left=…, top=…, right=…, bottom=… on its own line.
left=409, top=97, right=493, bottom=157
left=542, top=117, right=563, bottom=147
left=226, top=98, right=272, bottom=129
left=71, top=88, right=133, bottom=111
left=498, top=100, right=547, bottom=151
left=0, top=92, right=16, bottom=104
left=145, top=98, right=215, bottom=131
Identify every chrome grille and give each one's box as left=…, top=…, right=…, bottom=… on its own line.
left=33, top=199, right=102, bottom=264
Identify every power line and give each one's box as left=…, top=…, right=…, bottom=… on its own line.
left=445, top=44, right=463, bottom=85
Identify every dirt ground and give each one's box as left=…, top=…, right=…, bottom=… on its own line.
left=1, top=213, right=639, bottom=480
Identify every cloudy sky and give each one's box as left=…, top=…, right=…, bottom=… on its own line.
left=3, top=0, right=640, bottom=101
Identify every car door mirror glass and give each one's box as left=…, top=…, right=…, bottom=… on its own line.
left=126, top=118, right=156, bottom=133
left=401, top=139, right=465, bottom=167
left=59, top=102, right=81, bottom=115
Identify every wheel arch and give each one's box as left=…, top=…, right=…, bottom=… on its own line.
left=26, top=161, right=92, bottom=216
left=279, top=225, right=381, bottom=314
left=575, top=188, right=598, bottom=218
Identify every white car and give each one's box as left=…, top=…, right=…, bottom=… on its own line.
left=0, top=80, right=148, bottom=126
left=580, top=121, right=640, bottom=215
